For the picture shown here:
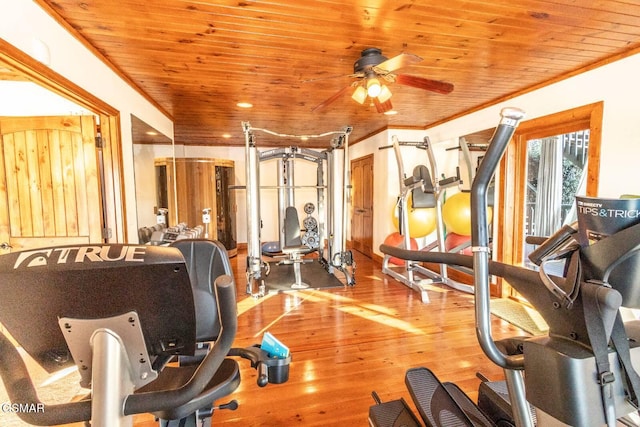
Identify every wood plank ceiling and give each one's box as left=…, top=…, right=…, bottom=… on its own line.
left=36, top=0, right=640, bottom=147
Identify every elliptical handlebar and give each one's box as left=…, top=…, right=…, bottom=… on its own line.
left=470, top=107, right=526, bottom=249
left=527, top=222, right=578, bottom=266
left=471, top=107, right=526, bottom=370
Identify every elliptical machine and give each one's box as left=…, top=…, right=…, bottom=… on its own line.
left=379, top=107, right=640, bottom=426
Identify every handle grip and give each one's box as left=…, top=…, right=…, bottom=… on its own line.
left=257, top=362, right=269, bottom=387
left=471, top=107, right=526, bottom=248
left=528, top=222, right=578, bottom=266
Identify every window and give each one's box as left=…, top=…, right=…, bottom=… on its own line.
left=522, top=129, right=590, bottom=267
left=496, top=102, right=603, bottom=297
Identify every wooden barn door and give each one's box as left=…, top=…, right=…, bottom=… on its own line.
left=0, top=116, right=103, bottom=253
left=351, top=154, right=374, bottom=257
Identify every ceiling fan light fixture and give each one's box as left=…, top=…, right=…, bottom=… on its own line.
left=366, top=78, right=382, bottom=98
left=312, top=48, right=453, bottom=113
left=377, top=85, right=392, bottom=103
left=351, top=85, right=367, bottom=104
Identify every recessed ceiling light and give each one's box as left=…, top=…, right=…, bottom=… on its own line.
left=237, top=102, right=253, bottom=108
left=145, top=131, right=158, bottom=136
left=222, top=133, right=232, bottom=139
left=384, top=110, right=398, bottom=116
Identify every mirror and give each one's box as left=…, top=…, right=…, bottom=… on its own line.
left=131, top=114, right=173, bottom=236
left=458, top=127, right=495, bottom=190
left=130, top=119, right=240, bottom=253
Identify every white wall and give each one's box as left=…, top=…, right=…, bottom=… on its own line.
left=1, top=0, right=174, bottom=242
left=132, top=143, right=175, bottom=228
left=0, top=81, right=92, bottom=115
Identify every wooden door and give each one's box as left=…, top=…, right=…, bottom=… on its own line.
left=0, top=116, right=103, bottom=253
left=351, top=154, right=374, bottom=257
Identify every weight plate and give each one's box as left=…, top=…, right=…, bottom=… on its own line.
left=304, top=202, right=315, bottom=215
left=303, top=216, right=318, bottom=230
left=302, top=230, right=319, bottom=248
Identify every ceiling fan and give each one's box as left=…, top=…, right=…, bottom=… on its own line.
left=311, top=48, right=454, bottom=113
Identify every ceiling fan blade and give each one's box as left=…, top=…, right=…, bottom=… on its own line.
left=311, top=85, right=354, bottom=112
left=395, top=74, right=454, bottom=94
left=373, top=97, right=393, bottom=113
left=373, top=53, right=422, bottom=74
left=303, top=72, right=364, bottom=83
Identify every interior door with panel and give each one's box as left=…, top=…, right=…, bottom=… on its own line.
left=351, top=154, right=374, bottom=257
left=0, top=115, right=103, bottom=253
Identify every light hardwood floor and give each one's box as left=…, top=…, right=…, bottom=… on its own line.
left=135, top=249, right=524, bottom=426
left=5, top=249, right=526, bottom=426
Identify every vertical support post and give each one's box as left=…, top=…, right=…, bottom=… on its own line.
left=277, top=158, right=286, bottom=252
left=329, top=148, right=345, bottom=266
left=286, top=153, right=295, bottom=207
left=424, top=136, right=449, bottom=279
left=243, top=122, right=262, bottom=293
left=392, top=136, right=415, bottom=279
left=326, top=150, right=335, bottom=264
left=316, top=157, right=326, bottom=258
left=90, top=329, right=134, bottom=427
left=399, top=190, right=415, bottom=283
left=341, top=130, right=351, bottom=261
left=391, top=136, right=405, bottom=188
left=459, top=136, right=474, bottom=186
left=504, top=369, right=534, bottom=427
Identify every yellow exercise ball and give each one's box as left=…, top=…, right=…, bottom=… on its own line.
left=442, top=192, right=492, bottom=236
left=392, top=195, right=438, bottom=238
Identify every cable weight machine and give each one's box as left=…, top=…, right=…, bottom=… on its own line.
left=242, top=123, right=356, bottom=296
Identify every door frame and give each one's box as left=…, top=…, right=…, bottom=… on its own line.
left=0, top=38, right=126, bottom=242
